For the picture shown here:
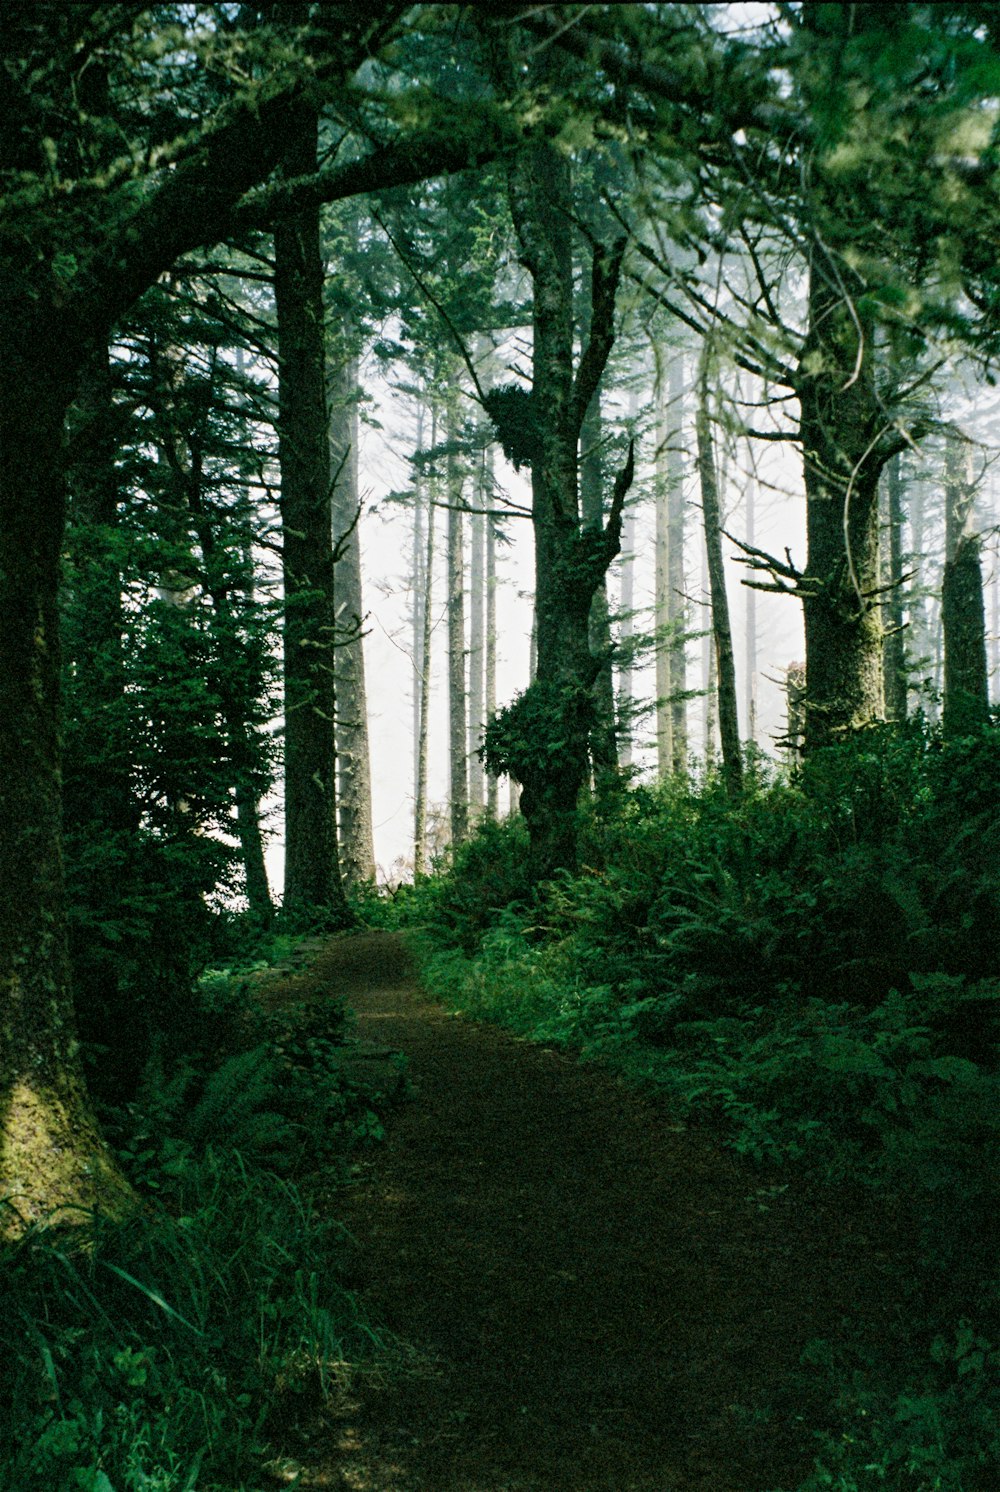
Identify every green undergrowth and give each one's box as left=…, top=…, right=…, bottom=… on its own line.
left=0, top=1157, right=377, bottom=1492
left=394, top=722, right=1000, bottom=1491
left=4, top=936, right=400, bottom=1492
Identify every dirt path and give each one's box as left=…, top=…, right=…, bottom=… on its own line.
left=284, top=932, right=905, bottom=1492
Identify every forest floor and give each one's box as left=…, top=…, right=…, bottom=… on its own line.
left=256, top=930, right=913, bottom=1492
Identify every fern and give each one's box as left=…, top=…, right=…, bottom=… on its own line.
left=184, top=1046, right=293, bottom=1156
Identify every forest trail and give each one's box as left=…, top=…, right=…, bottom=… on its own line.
left=280, top=931, right=904, bottom=1492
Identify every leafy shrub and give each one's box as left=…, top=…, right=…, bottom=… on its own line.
left=795, top=1320, right=1000, bottom=1491
left=103, top=986, right=392, bottom=1186
left=401, top=814, right=533, bottom=952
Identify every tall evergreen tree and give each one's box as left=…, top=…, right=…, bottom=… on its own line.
left=274, top=116, right=347, bottom=919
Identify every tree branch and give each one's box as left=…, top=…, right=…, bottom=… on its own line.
left=572, top=234, right=627, bottom=432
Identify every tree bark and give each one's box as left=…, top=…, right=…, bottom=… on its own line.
left=696, top=356, right=743, bottom=794
left=580, top=377, right=618, bottom=777
left=881, top=453, right=908, bottom=722
left=701, top=536, right=718, bottom=765
left=468, top=455, right=487, bottom=822
left=446, top=404, right=469, bottom=849
left=942, top=434, right=989, bottom=733
left=0, top=311, right=132, bottom=1231
left=667, top=357, right=689, bottom=773
left=798, top=263, right=886, bottom=750
left=617, top=387, right=639, bottom=772
left=275, top=117, right=347, bottom=920
left=485, top=449, right=499, bottom=820
left=414, top=409, right=437, bottom=876
left=744, top=472, right=758, bottom=743
left=905, top=469, right=935, bottom=715
left=489, top=140, right=632, bottom=877
left=329, top=355, right=376, bottom=888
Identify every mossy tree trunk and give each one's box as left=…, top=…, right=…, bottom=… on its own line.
left=0, top=307, right=132, bottom=1232
left=491, top=141, right=632, bottom=878
left=798, top=265, right=890, bottom=751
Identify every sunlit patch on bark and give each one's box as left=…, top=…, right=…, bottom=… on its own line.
left=0, top=1077, right=133, bottom=1238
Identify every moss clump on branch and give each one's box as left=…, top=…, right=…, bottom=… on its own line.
left=483, top=384, right=543, bottom=471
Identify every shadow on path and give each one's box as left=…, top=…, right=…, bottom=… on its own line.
left=292, top=932, right=904, bottom=1492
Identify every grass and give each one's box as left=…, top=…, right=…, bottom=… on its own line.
left=0, top=1148, right=380, bottom=1492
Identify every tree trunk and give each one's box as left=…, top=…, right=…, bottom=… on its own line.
left=468, top=455, right=487, bottom=823
left=485, top=450, right=499, bottom=820
left=798, top=264, right=886, bottom=750
left=744, top=472, right=758, bottom=743
left=446, top=406, right=469, bottom=849
left=881, top=454, right=908, bottom=722
left=274, top=118, right=347, bottom=919
left=491, top=140, right=632, bottom=877
left=942, top=434, right=989, bottom=733
left=617, top=387, right=639, bottom=771
left=667, top=357, right=689, bottom=773
left=701, top=538, right=718, bottom=765
left=580, top=378, right=618, bottom=777
left=906, top=470, right=934, bottom=715
left=329, top=355, right=375, bottom=888
left=654, top=364, right=673, bottom=776
left=0, top=310, right=132, bottom=1232
left=413, top=409, right=437, bottom=877
left=696, top=357, right=743, bottom=794
left=411, top=399, right=426, bottom=807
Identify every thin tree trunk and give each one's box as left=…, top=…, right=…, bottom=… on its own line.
left=230, top=347, right=273, bottom=921
left=655, top=364, right=672, bottom=778
left=330, top=354, right=375, bottom=888
left=942, top=433, right=989, bottom=733
left=618, top=504, right=636, bottom=770
left=485, top=449, right=499, bottom=819
left=906, top=471, right=934, bottom=715
left=468, top=456, right=486, bottom=822
left=701, top=541, right=717, bottom=764
left=413, top=409, right=437, bottom=876
left=667, top=356, right=688, bottom=773
left=274, top=117, right=347, bottom=920
left=411, top=399, right=426, bottom=801
left=744, top=471, right=758, bottom=743
left=882, top=453, right=908, bottom=722
left=446, top=401, right=469, bottom=848
left=696, top=353, right=742, bottom=793
left=617, top=389, right=638, bottom=771
left=580, top=354, right=617, bottom=777
left=509, top=611, right=536, bottom=819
